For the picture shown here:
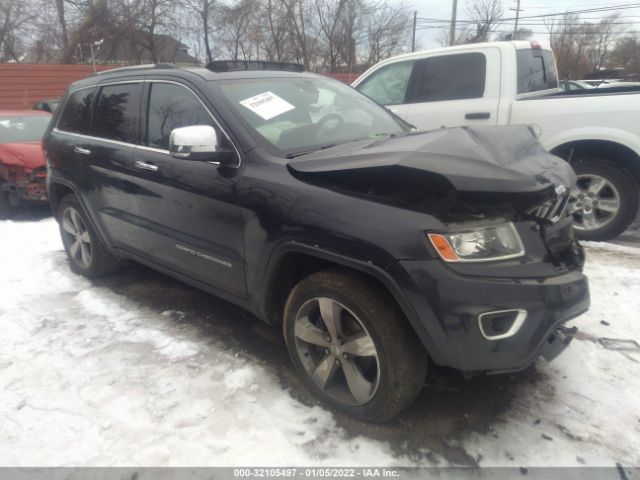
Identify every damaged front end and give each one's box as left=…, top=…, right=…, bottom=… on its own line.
left=288, top=124, right=585, bottom=270
left=0, top=163, right=48, bottom=206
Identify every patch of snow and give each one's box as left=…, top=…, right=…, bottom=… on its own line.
left=1, top=217, right=638, bottom=467
left=0, top=218, right=416, bottom=466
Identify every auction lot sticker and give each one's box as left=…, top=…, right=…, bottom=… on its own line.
left=240, top=91, right=295, bottom=120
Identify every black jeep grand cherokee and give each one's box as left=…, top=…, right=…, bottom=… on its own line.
left=44, top=62, right=589, bottom=422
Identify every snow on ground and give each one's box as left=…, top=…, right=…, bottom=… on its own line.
left=0, top=216, right=639, bottom=467
left=463, top=241, right=640, bottom=467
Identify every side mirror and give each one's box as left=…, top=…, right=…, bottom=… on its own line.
left=169, top=125, right=238, bottom=166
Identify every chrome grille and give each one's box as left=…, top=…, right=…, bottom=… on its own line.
left=529, top=185, right=571, bottom=224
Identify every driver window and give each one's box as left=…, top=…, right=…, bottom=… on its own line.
left=146, top=82, right=216, bottom=150
left=357, top=61, right=415, bottom=106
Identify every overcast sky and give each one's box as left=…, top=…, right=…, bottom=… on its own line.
left=413, top=0, right=640, bottom=48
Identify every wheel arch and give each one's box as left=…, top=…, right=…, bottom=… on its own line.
left=47, top=180, right=76, bottom=218
left=47, top=179, right=119, bottom=257
left=260, top=241, right=444, bottom=363
left=550, top=139, right=640, bottom=181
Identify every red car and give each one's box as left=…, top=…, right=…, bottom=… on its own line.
left=0, top=110, right=52, bottom=218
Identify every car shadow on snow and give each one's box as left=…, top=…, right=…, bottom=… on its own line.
left=92, top=262, right=551, bottom=466
left=6, top=204, right=52, bottom=222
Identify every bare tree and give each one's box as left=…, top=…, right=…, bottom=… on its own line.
left=0, top=0, right=38, bottom=62
left=465, top=0, right=504, bottom=43
left=362, top=0, right=411, bottom=67
left=183, top=0, right=216, bottom=63
left=589, top=13, right=625, bottom=71
left=611, top=33, right=640, bottom=77
left=314, top=0, right=347, bottom=69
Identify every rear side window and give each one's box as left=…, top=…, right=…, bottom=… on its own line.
left=410, top=53, right=486, bottom=102
left=357, top=61, right=415, bottom=106
left=58, top=88, right=95, bottom=134
left=145, top=83, right=215, bottom=150
left=517, top=49, right=559, bottom=94
left=91, top=83, right=142, bottom=143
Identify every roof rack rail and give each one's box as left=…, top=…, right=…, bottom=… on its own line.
left=207, top=60, right=304, bottom=73
left=90, top=63, right=178, bottom=77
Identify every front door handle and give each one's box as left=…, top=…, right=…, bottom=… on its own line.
left=134, top=161, right=159, bottom=172
left=74, top=146, right=91, bottom=155
left=465, top=112, right=491, bottom=120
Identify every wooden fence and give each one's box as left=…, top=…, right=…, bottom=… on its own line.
left=0, top=64, right=361, bottom=110
left=0, top=64, right=115, bottom=110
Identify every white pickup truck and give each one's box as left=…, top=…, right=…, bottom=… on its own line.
left=352, top=40, right=640, bottom=241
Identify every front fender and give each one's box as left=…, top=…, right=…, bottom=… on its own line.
left=259, top=240, right=447, bottom=364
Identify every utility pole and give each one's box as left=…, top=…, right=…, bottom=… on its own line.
left=511, top=0, right=523, bottom=38
left=412, top=11, right=417, bottom=52
left=449, top=0, right=458, bottom=46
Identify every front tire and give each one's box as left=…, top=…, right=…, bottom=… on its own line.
left=570, top=158, right=639, bottom=241
left=283, top=268, right=427, bottom=422
left=58, top=194, right=121, bottom=278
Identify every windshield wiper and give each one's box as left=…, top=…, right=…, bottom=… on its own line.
left=286, top=144, right=337, bottom=159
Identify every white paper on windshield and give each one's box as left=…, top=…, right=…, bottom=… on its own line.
left=239, top=91, right=295, bottom=120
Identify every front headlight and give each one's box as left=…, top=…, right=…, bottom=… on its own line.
left=427, top=222, right=525, bottom=262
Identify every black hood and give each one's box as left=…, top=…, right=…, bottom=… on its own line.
left=288, top=125, right=575, bottom=193
left=287, top=125, right=575, bottom=222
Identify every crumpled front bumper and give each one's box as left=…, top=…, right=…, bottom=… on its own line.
left=389, top=259, right=590, bottom=373
left=1, top=167, right=47, bottom=204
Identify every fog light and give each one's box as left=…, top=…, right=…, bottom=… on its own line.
left=478, top=309, right=527, bottom=340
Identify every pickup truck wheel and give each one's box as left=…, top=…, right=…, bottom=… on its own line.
left=569, top=158, right=638, bottom=241
left=283, top=268, right=427, bottom=422
left=58, top=195, right=121, bottom=278
left=0, top=186, right=12, bottom=220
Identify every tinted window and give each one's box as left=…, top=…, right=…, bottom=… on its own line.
left=517, top=49, right=559, bottom=94
left=357, top=61, right=415, bottom=105
left=411, top=53, right=486, bottom=102
left=92, top=83, right=142, bottom=143
left=146, top=83, right=215, bottom=150
left=58, top=88, right=95, bottom=134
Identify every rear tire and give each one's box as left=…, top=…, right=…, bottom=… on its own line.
left=283, top=268, right=427, bottom=422
left=570, top=158, right=638, bottom=241
left=58, top=194, right=121, bottom=278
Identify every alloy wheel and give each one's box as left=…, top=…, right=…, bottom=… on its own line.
left=570, top=173, right=621, bottom=232
left=293, top=297, right=380, bottom=406
left=61, top=207, right=92, bottom=268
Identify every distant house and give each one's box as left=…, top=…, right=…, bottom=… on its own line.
left=83, top=33, right=200, bottom=66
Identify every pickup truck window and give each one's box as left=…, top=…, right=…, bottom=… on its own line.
left=517, top=49, right=558, bottom=94
left=58, top=88, right=96, bottom=135
left=410, top=53, right=486, bottom=102
left=92, top=83, right=142, bottom=144
left=356, top=61, right=415, bottom=106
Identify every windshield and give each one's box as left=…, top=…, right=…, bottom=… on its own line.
left=0, top=115, right=51, bottom=143
left=216, top=76, right=407, bottom=155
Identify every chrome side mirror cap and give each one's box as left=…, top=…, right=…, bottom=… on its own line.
left=169, top=125, right=238, bottom=165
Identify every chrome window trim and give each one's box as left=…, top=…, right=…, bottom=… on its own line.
left=478, top=309, right=528, bottom=341
left=137, top=144, right=169, bottom=155
left=52, top=128, right=138, bottom=149
left=55, top=78, right=242, bottom=168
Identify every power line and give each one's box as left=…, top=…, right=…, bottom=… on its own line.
left=415, top=24, right=640, bottom=35
left=415, top=2, right=640, bottom=25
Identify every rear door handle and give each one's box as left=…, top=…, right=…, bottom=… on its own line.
left=74, top=146, right=91, bottom=155
left=465, top=112, right=491, bottom=120
left=134, top=161, right=159, bottom=172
